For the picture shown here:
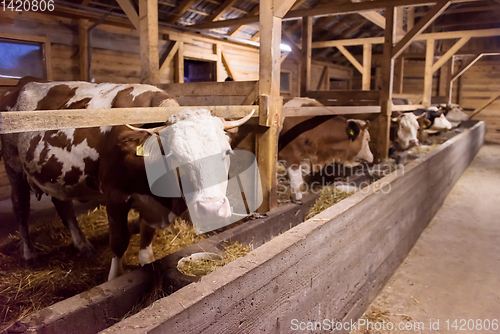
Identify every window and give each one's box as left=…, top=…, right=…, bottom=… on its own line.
left=280, top=71, right=291, bottom=93
left=184, top=59, right=216, bottom=83
left=0, top=34, right=51, bottom=85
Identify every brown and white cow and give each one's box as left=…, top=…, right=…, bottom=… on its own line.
left=1, top=79, right=252, bottom=280
left=230, top=109, right=373, bottom=201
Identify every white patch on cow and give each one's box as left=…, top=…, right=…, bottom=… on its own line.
left=138, top=244, right=155, bottom=266
left=14, top=82, right=62, bottom=111
left=394, top=113, right=420, bottom=150
left=156, top=110, right=233, bottom=219
left=65, top=82, right=126, bottom=109
left=430, top=114, right=452, bottom=131
left=51, top=138, right=98, bottom=180
left=347, top=119, right=374, bottom=166
left=108, top=257, right=124, bottom=281
left=446, top=107, right=469, bottom=127
left=287, top=165, right=304, bottom=201
left=129, top=84, right=162, bottom=100
left=100, top=126, right=112, bottom=133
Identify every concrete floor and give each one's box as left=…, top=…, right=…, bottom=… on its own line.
left=352, top=144, right=500, bottom=334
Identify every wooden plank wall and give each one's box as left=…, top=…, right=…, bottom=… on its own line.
left=102, top=121, right=485, bottom=334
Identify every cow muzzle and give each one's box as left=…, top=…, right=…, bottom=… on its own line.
left=195, top=197, right=231, bottom=219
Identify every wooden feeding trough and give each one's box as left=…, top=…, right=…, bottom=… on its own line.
left=8, top=121, right=485, bottom=334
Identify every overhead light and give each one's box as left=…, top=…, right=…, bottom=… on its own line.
left=280, top=43, right=292, bottom=52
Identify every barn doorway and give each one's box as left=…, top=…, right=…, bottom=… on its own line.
left=184, top=59, right=216, bottom=83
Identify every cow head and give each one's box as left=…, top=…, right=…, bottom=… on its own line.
left=141, top=109, right=254, bottom=233
left=430, top=113, right=452, bottom=131
left=444, top=105, right=469, bottom=127
left=345, top=119, right=374, bottom=166
left=392, top=113, right=424, bottom=150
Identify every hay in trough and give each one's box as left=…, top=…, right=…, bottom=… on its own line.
left=177, top=242, right=252, bottom=277
left=0, top=205, right=204, bottom=330
left=305, top=187, right=354, bottom=220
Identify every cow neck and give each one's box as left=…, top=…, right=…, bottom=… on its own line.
left=278, top=115, right=336, bottom=152
left=152, top=133, right=188, bottom=205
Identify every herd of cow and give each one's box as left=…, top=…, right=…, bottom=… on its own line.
left=0, top=78, right=469, bottom=280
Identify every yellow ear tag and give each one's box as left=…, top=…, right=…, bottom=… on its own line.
left=349, top=129, right=355, bottom=136
left=136, top=143, right=149, bottom=157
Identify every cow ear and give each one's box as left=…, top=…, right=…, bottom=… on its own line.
left=416, top=113, right=426, bottom=120
left=346, top=121, right=361, bottom=141
left=391, top=117, right=400, bottom=123
left=363, top=120, right=371, bottom=129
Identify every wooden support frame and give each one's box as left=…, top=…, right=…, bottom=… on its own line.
left=116, top=0, right=139, bottom=29
left=139, top=0, right=159, bottom=84
left=221, top=48, right=236, bottom=80
left=337, top=45, right=363, bottom=73
left=78, top=19, right=89, bottom=82
left=392, top=1, right=451, bottom=60
left=431, top=36, right=470, bottom=73
left=423, top=38, right=435, bottom=108
left=167, top=0, right=196, bottom=24
left=159, top=41, right=180, bottom=77
left=469, top=91, right=500, bottom=118
left=376, top=6, right=395, bottom=162
left=362, top=43, right=372, bottom=91
left=206, top=0, right=239, bottom=22
left=174, top=42, right=184, bottom=83
left=300, top=15, right=312, bottom=96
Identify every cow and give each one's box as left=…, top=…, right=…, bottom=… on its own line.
left=230, top=97, right=373, bottom=202
left=441, top=104, right=469, bottom=127
left=1, top=79, right=253, bottom=280
left=390, top=112, right=427, bottom=150
left=411, top=107, right=452, bottom=132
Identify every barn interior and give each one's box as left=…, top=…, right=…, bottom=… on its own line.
left=0, top=0, right=499, bottom=332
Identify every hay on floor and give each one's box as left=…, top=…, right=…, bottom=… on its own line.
left=306, top=187, right=354, bottom=221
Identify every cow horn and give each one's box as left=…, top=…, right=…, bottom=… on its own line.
left=223, top=109, right=255, bottom=130
left=125, top=124, right=165, bottom=135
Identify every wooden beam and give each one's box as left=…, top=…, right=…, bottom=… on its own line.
left=167, top=0, right=196, bottom=24
left=206, top=0, right=239, bottom=22
left=376, top=6, right=395, bottom=162
left=227, top=6, right=259, bottom=37
left=423, top=38, right=435, bottom=108
left=139, top=0, right=159, bottom=84
left=469, top=91, right=500, bottom=118
left=257, top=0, right=283, bottom=212
left=175, top=42, right=184, bottom=83
left=392, top=1, right=451, bottom=60
left=313, top=28, right=500, bottom=49
left=221, top=49, right=236, bottom=80
left=446, top=56, right=455, bottom=103
left=215, top=44, right=224, bottom=81
left=159, top=41, right=180, bottom=77
left=274, top=0, right=300, bottom=18
left=0, top=106, right=258, bottom=134
left=394, top=57, right=405, bottom=94
left=362, top=43, right=372, bottom=90
left=431, top=36, right=470, bottom=73
left=281, top=31, right=302, bottom=57
left=284, top=106, right=380, bottom=116
left=337, top=45, right=363, bottom=73
left=359, top=11, right=407, bottom=39
left=300, top=15, right=312, bottom=96
left=116, top=0, right=139, bottom=29
left=191, top=0, right=479, bottom=29
left=451, top=53, right=483, bottom=82
left=407, top=7, right=415, bottom=31
left=316, top=66, right=328, bottom=90
left=78, top=19, right=89, bottom=82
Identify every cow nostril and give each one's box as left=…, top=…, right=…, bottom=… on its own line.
left=197, top=198, right=227, bottom=216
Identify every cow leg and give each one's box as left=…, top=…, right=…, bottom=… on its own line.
left=51, top=197, right=94, bottom=257
left=2, top=144, right=35, bottom=261
left=138, top=222, right=156, bottom=266
left=106, top=200, right=131, bottom=281
left=287, top=165, right=304, bottom=203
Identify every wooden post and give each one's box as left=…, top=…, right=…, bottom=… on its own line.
left=215, top=44, right=224, bottom=82
left=78, top=19, right=89, bottom=82
left=423, top=38, right=435, bottom=107
left=256, top=0, right=285, bottom=212
left=362, top=43, right=372, bottom=90
left=139, top=0, right=159, bottom=84
left=407, top=7, right=415, bottom=32
left=175, top=42, right=184, bottom=83
left=394, top=56, right=405, bottom=94
left=300, top=15, right=312, bottom=97
left=446, top=56, right=455, bottom=103
left=376, top=6, right=395, bottom=162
